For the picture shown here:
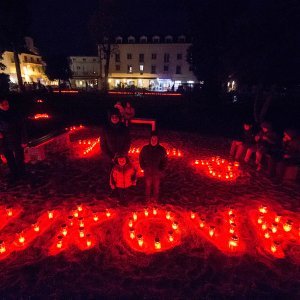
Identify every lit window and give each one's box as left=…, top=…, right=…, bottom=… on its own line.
left=139, top=65, right=144, bottom=73
left=127, top=65, right=133, bottom=73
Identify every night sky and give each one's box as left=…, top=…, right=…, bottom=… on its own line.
left=29, top=0, right=189, bottom=57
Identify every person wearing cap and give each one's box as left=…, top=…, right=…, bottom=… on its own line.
left=139, top=131, right=167, bottom=202
left=230, top=121, right=256, bottom=161
left=101, top=108, right=131, bottom=160
left=276, top=129, right=300, bottom=180
left=110, top=154, right=137, bottom=201
left=0, top=98, right=28, bottom=181
left=255, top=121, right=279, bottom=171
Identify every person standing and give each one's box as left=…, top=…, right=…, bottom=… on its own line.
left=139, top=132, right=167, bottom=202
left=124, top=102, right=135, bottom=126
left=101, top=108, right=131, bottom=160
left=0, top=98, right=27, bottom=181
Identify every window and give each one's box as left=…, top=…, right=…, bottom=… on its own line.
left=127, top=65, right=133, bottom=73
left=93, top=58, right=97, bottom=62
left=30, top=57, right=34, bottom=62
left=177, top=53, right=182, bottom=60
left=139, top=65, right=144, bottom=74
left=164, top=65, right=169, bottom=72
left=77, top=66, right=81, bottom=70
left=165, top=36, right=173, bottom=43
left=116, top=65, right=120, bottom=71
left=178, top=35, right=186, bottom=43
left=152, top=36, right=160, bottom=43
left=151, top=53, right=157, bottom=60
left=140, top=36, right=147, bottom=43
left=128, top=36, right=135, bottom=43
left=37, top=58, right=40, bottom=63
left=176, top=66, right=181, bottom=74
left=24, top=56, right=28, bottom=62
left=164, top=53, right=170, bottom=63
left=83, top=58, right=86, bottom=62
left=115, top=54, right=120, bottom=63
left=127, top=53, right=132, bottom=60
left=151, top=65, right=156, bottom=74
left=139, top=53, right=144, bottom=62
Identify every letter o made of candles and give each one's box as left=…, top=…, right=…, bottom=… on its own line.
left=123, top=207, right=182, bottom=254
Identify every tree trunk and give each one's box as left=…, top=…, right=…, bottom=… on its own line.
left=103, top=44, right=111, bottom=92
left=13, top=50, right=24, bottom=92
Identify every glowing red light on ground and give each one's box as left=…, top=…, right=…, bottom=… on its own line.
left=29, top=113, right=51, bottom=120
left=123, top=206, right=182, bottom=254
left=193, top=156, right=240, bottom=180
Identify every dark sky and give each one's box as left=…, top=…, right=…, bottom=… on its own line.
left=29, top=0, right=190, bottom=57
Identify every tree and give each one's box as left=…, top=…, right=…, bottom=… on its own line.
left=0, top=0, right=30, bottom=92
left=44, top=55, right=72, bottom=91
left=89, top=0, right=126, bottom=91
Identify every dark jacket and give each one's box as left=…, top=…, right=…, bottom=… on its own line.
left=283, top=137, right=300, bottom=164
left=101, top=123, right=131, bottom=158
left=241, top=128, right=256, bottom=146
left=139, top=144, right=167, bottom=174
left=0, top=109, right=27, bottom=151
left=256, top=129, right=279, bottom=154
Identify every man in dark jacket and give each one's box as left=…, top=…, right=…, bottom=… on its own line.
left=0, top=98, right=27, bottom=180
left=101, top=108, right=131, bottom=160
left=139, top=131, right=167, bottom=202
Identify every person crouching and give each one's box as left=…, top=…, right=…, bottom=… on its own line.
left=110, top=154, right=137, bottom=202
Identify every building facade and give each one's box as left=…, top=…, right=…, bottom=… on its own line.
left=100, top=35, right=198, bottom=91
left=0, top=51, right=49, bottom=86
left=69, top=56, right=100, bottom=89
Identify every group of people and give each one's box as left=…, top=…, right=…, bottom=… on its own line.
left=230, top=120, right=300, bottom=179
left=102, top=105, right=167, bottom=202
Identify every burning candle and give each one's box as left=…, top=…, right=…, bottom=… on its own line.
left=234, top=162, right=239, bottom=167
left=48, top=210, right=54, bottom=219
left=144, top=207, right=149, bottom=217
left=228, top=234, right=239, bottom=249
left=264, top=228, right=272, bottom=239
left=209, top=226, right=215, bottom=237
left=56, top=235, right=63, bottom=249
left=166, top=210, right=171, bottom=220
left=128, top=218, right=133, bottom=228
left=168, top=230, right=174, bottom=242
left=261, top=222, right=267, bottom=231
left=86, top=234, right=92, bottom=248
left=271, top=223, right=278, bottom=233
left=275, top=215, right=282, bottom=223
left=78, top=217, right=84, bottom=227
left=18, top=233, right=25, bottom=244
left=195, top=160, right=199, bottom=165
left=33, top=223, right=40, bottom=232
left=137, top=234, right=143, bottom=247
left=0, top=240, right=6, bottom=254
left=79, top=226, right=85, bottom=238
left=257, top=214, right=264, bottom=224
left=271, top=241, right=280, bottom=253
left=229, top=223, right=236, bottom=234
left=130, top=228, right=135, bottom=239
left=259, top=206, right=268, bottom=214
left=155, top=237, right=161, bottom=250
left=153, top=207, right=158, bottom=215
left=199, top=218, right=205, bottom=229
left=93, top=213, right=99, bottom=222
left=106, top=209, right=111, bottom=218
left=77, top=203, right=83, bottom=212
left=132, top=212, right=138, bottom=221
left=229, top=214, right=235, bottom=224
left=61, top=224, right=68, bottom=236
left=228, top=208, right=234, bottom=216
left=6, top=206, right=13, bottom=217
left=172, top=221, right=178, bottom=230
left=283, top=220, right=293, bottom=232
left=68, top=216, right=74, bottom=226
left=72, top=210, right=79, bottom=218
left=190, top=211, right=196, bottom=219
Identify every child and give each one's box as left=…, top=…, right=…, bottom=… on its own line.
left=110, top=154, right=137, bottom=201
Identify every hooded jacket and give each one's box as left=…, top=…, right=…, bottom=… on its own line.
left=110, top=157, right=136, bottom=189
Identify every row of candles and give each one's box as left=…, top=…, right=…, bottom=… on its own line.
left=127, top=208, right=180, bottom=251
left=30, top=113, right=51, bottom=120
left=66, top=125, right=84, bottom=132
left=1, top=205, right=299, bottom=259
left=194, top=157, right=240, bottom=180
